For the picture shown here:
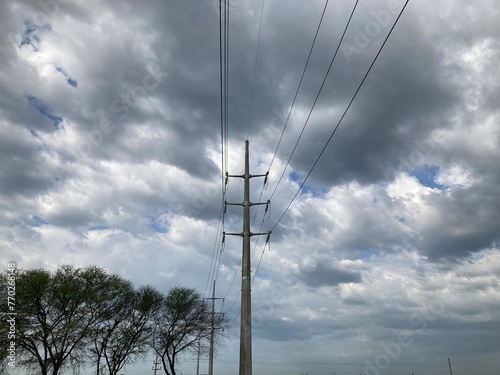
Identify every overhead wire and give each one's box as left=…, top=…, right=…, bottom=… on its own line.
left=219, top=0, right=226, bottom=196
left=248, top=0, right=330, bottom=275
left=204, top=0, right=230, bottom=298
left=217, top=0, right=230, bottom=286
left=268, top=0, right=360, bottom=203
left=226, top=0, right=359, bottom=321
left=270, top=0, right=412, bottom=232
left=203, top=205, right=225, bottom=297
left=251, top=236, right=270, bottom=285
left=224, top=0, right=229, bottom=174
left=219, top=0, right=267, bottom=311
left=246, top=0, right=266, bottom=140
left=267, top=0, right=330, bottom=173
left=217, top=0, right=412, bottom=324
left=219, top=0, right=230, bottom=275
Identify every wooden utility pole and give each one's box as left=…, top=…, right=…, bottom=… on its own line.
left=448, top=358, right=453, bottom=375
left=225, top=140, right=271, bottom=375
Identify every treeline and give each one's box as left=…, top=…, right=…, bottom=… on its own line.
left=0, top=265, right=228, bottom=375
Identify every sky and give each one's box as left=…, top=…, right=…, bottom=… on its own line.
left=1, top=0, right=499, bottom=374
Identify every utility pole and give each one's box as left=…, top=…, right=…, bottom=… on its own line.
left=448, top=358, right=453, bottom=375
left=152, top=353, right=161, bottom=375
left=205, top=280, right=224, bottom=375
left=225, top=140, right=271, bottom=375
left=196, top=344, right=200, bottom=375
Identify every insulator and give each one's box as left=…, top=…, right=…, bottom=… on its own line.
left=225, top=171, right=229, bottom=187
left=265, top=231, right=271, bottom=244
left=224, top=201, right=227, bottom=214
left=264, top=199, right=271, bottom=213
left=222, top=232, right=226, bottom=243
left=263, top=171, right=269, bottom=187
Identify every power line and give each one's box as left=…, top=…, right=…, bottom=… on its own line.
left=203, top=0, right=228, bottom=299
left=227, top=0, right=358, bottom=321
left=246, top=0, right=266, bottom=139
left=268, top=0, right=360, bottom=203
left=271, top=0, right=412, bottom=232
left=246, top=0, right=330, bottom=270
left=240, top=0, right=358, bottom=295
left=219, top=0, right=230, bottom=290
left=219, top=0, right=229, bottom=187
left=203, top=205, right=225, bottom=297
left=205, top=0, right=230, bottom=298
left=224, top=0, right=229, bottom=175
left=219, top=176, right=245, bottom=303
left=267, top=0, right=330, bottom=173
left=219, top=0, right=227, bottom=193
left=252, top=237, right=270, bottom=285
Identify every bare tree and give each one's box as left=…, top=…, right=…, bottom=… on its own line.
left=152, top=287, right=228, bottom=375
left=0, top=265, right=164, bottom=375
left=0, top=266, right=112, bottom=375
left=1, top=267, right=229, bottom=375
left=90, top=284, right=163, bottom=375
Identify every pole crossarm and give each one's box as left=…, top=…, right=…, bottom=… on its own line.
left=226, top=172, right=268, bottom=179
left=224, top=231, right=271, bottom=238
left=224, top=200, right=270, bottom=215
left=225, top=201, right=268, bottom=207
left=225, top=171, right=269, bottom=188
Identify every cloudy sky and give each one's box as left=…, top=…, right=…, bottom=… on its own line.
left=1, top=0, right=500, bottom=374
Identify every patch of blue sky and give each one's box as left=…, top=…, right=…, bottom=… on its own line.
left=410, top=164, right=447, bottom=190
left=25, top=94, right=63, bottom=129
left=20, top=21, right=38, bottom=50
left=469, top=251, right=487, bottom=261
left=289, top=171, right=328, bottom=197
left=255, top=270, right=270, bottom=280
left=19, top=20, right=51, bottom=51
left=225, top=216, right=243, bottom=230
left=52, top=175, right=66, bottom=189
left=55, top=65, right=78, bottom=88
left=147, top=212, right=170, bottom=234
left=148, top=221, right=169, bottom=234
left=399, top=242, right=412, bottom=251
left=289, top=171, right=301, bottom=183
left=361, top=248, right=381, bottom=260
left=31, top=215, right=49, bottom=226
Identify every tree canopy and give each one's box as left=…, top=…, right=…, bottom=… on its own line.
left=152, top=286, right=228, bottom=375
left=0, top=265, right=227, bottom=375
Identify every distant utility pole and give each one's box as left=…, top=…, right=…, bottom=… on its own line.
left=204, top=280, right=224, bottom=375
left=448, top=358, right=453, bottom=375
left=196, top=345, right=200, bottom=375
left=152, top=353, right=161, bottom=375
left=225, top=140, right=271, bottom=375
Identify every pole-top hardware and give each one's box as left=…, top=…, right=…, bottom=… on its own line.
left=263, top=171, right=269, bottom=187
left=264, top=200, right=271, bottom=214
left=265, top=231, right=271, bottom=244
